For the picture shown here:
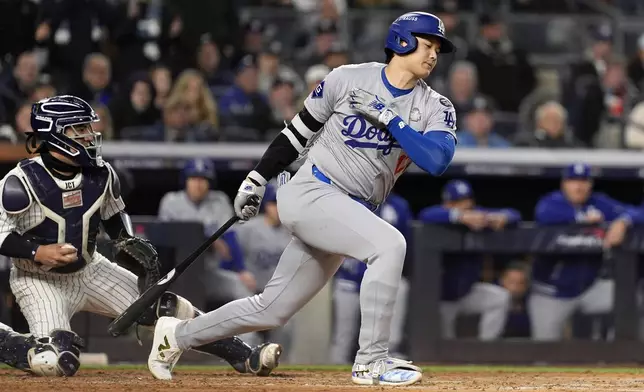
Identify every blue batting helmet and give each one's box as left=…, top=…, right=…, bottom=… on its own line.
left=30, top=95, right=102, bottom=167
left=183, top=158, right=216, bottom=182
left=385, top=12, right=455, bottom=55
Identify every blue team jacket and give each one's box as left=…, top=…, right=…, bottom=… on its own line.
left=418, top=205, right=521, bottom=301
left=334, top=194, right=412, bottom=292
left=532, top=191, right=640, bottom=298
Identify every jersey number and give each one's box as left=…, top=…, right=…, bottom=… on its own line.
left=394, top=153, right=412, bottom=178
left=443, top=111, right=455, bottom=129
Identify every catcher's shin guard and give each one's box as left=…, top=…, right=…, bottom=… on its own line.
left=193, top=336, right=253, bottom=373
left=0, top=328, right=37, bottom=372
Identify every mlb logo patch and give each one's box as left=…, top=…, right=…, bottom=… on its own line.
left=311, top=81, right=325, bottom=99
left=62, top=190, right=83, bottom=209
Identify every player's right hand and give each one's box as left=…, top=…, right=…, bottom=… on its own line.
left=34, top=243, right=78, bottom=267
left=233, top=178, right=265, bottom=221
left=459, top=210, right=487, bottom=231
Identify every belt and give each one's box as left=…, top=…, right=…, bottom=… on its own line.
left=311, top=165, right=378, bottom=212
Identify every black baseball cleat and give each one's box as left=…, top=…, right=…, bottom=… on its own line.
left=233, top=343, right=282, bottom=376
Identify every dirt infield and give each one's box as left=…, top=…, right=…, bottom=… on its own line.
left=1, top=367, right=644, bottom=392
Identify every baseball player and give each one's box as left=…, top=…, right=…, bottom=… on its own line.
left=418, top=179, right=520, bottom=340
left=0, top=95, right=280, bottom=376
left=148, top=12, right=457, bottom=386
left=530, top=163, right=642, bottom=340
left=158, top=158, right=259, bottom=311
left=330, top=193, right=412, bottom=364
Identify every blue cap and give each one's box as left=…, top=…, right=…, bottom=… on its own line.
left=183, top=158, right=216, bottom=181
left=442, top=180, right=473, bottom=201
left=562, top=163, right=592, bottom=179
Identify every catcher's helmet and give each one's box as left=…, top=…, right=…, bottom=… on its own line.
left=183, top=158, right=216, bottom=182
left=385, top=12, right=455, bottom=55
left=30, top=95, right=102, bottom=167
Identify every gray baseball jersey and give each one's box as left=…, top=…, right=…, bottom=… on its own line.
left=304, top=62, right=457, bottom=204
left=173, top=62, right=458, bottom=367
left=233, top=216, right=292, bottom=290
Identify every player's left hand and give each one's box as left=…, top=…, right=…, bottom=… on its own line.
left=348, top=88, right=398, bottom=127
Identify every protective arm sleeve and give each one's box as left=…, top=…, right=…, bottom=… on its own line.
left=386, top=117, right=456, bottom=176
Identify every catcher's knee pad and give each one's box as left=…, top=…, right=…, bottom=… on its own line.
left=28, top=329, right=85, bottom=377
left=137, top=291, right=195, bottom=327
left=0, top=328, right=38, bottom=372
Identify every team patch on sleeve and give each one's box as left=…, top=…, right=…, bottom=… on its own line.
left=311, top=81, right=325, bottom=99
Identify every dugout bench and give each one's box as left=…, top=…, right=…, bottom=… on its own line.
left=409, top=223, right=644, bottom=364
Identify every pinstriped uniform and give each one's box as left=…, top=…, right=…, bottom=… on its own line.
left=0, top=157, right=139, bottom=337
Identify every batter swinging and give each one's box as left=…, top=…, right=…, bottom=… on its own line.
left=148, top=12, right=457, bottom=386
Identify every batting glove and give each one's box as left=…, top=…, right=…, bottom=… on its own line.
left=234, top=177, right=265, bottom=221
left=349, top=88, right=398, bottom=127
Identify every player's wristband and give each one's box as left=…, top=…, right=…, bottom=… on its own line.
left=379, top=109, right=398, bottom=127
left=0, top=232, right=39, bottom=260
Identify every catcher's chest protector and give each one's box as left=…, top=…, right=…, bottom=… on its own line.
left=19, top=160, right=110, bottom=273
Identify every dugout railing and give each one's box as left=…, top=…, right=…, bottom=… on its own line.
left=409, top=223, right=644, bottom=364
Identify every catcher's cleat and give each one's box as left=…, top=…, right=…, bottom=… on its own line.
left=148, top=317, right=183, bottom=380
left=246, top=343, right=282, bottom=376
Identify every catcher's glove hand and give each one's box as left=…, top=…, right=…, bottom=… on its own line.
left=112, top=236, right=160, bottom=292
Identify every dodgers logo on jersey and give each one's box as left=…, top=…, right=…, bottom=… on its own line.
left=311, top=81, right=325, bottom=99
left=341, top=115, right=401, bottom=155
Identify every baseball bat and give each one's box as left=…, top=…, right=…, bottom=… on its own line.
left=107, top=214, right=241, bottom=337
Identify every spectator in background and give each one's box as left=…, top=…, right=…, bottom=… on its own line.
left=446, top=61, right=481, bottom=116
left=499, top=263, right=531, bottom=338
left=300, top=64, right=330, bottom=106
left=323, top=42, right=349, bottom=70
left=0, top=102, right=32, bottom=144
left=595, top=58, right=639, bottom=148
left=69, top=53, right=113, bottom=106
left=219, top=55, right=274, bottom=141
left=296, top=20, right=339, bottom=68
left=196, top=34, right=233, bottom=98
left=466, top=14, right=536, bottom=113
left=0, top=51, right=40, bottom=123
left=109, top=72, right=160, bottom=138
left=514, top=101, right=583, bottom=148
left=111, top=0, right=183, bottom=82
left=624, top=100, right=644, bottom=149
left=29, top=83, right=57, bottom=102
left=627, top=34, right=644, bottom=91
left=457, top=96, right=511, bottom=148
left=34, top=0, right=113, bottom=86
left=430, top=3, right=469, bottom=92
left=564, top=24, right=613, bottom=146
left=257, top=41, right=303, bottom=98
left=167, top=69, right=219, bottom=139
left=242, top=19, right=269, bottom=56
left=93, top=103, right=114, bottom=141
left=269, top=78, right=297, bottom=134
left=418, top=180, right=520, bottom=340
left=0, top=0, right=38, bottom=66
left=149, top=64, right=173, bottom=110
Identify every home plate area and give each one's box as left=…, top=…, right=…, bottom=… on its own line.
left=1, top=366, right=643, bottom=391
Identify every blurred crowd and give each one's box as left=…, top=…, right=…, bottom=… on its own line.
left=0, top=0, right=643, bottom=148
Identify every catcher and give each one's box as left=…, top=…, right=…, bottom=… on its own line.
left=0, top=95, right=281, bottom=376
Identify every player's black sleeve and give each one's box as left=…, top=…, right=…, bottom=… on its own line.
left=0, top=232, right=39, bottom=260
left=253, top=107, right=324, bottom=181
left=101, top=211, right=134, bottom=239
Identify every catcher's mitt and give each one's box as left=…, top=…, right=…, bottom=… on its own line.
left=112, top=236, right=160, bottom=292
